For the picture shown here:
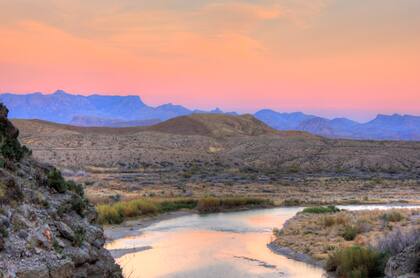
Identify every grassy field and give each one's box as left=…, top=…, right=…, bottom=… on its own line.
left=97, top=197, right=273, bottom=224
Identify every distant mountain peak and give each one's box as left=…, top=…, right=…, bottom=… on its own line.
left=53, top=89, right=69, bottom=95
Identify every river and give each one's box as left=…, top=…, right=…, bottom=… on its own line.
left=105, top=204, right=419, bottom=278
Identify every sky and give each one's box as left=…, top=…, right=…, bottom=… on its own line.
left=0, top=0, right=419, bottom=121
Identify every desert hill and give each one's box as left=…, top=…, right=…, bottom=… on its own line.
left=148, top=114, right=278, bottom=138
left=12, top=114, right=420, bottom=179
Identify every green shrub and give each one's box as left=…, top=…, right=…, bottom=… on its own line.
left=53, top=239, right=63, bottom=254
left=325, top=245, right=387, bottom=278
left=342, top=225, right=358, bottom=241
left=67, top=181, right=84, bottom=197
left=303, top=206, right=341, bottom=214
left=73, top=227, right=85, bottom=247
left=0, top=225, right=8, bottom=238
left=71, top=195, right=87, bottom=216
left=47, top=169, right=68, bottom=193
left=1, top=138, right=26, bottom=161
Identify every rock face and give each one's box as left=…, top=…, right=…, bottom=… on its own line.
left=0, top=103, right=122, bottom=277
left=385, top=241, right=420, bottom=278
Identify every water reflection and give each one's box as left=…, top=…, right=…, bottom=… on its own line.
left=106, top=207, right=324, bottom=278
left=106, top=205, right=420, bottom=278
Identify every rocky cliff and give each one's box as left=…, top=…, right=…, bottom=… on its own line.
left=0, top=103, right=121, bottom=277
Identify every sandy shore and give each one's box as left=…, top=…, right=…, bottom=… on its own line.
left=267, top=242, right=325, bottom=268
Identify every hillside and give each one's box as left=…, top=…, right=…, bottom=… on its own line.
left=0, top=105, right=121, bottom=277
left=148, top=114, right=277, bottom=138
left=13, top=114, right=420, bottom=178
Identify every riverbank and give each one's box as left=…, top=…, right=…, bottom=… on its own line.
left=270, top=206, right=420, bottom=277
left=97, top=196, right=274, bottom=225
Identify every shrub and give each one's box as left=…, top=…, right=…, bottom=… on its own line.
left=376, top=228, right=420, bottom=256
left=67, top=181, right=84, bottom=197
left=53, top=239, right=63, bottom=254
left=1, top=138, right=26, bottom=161
left=325, top=245, right=387, bottom=278
left=47, top=169, right=68, bottom=193
left=342, top=225, right=358, bottom=241
left=71, top=195, right=87, bottom=216
left=0, top=225, right=8, bottom=238
left=303, top=206, right=341, bottom=214
left=73, top=227, right=85, bottom=247
left=382, top=210, right=404, bottom=222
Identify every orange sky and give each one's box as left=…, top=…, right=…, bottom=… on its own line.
left=0, top=0, right=419, bottom=120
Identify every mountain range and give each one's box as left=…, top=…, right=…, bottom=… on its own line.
left=1, top=90, right=419, bottom=141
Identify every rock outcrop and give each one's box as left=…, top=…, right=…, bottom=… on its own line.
left=0, top=103, right=122, bottom=277
left=385, top=241, right=420, bottom=278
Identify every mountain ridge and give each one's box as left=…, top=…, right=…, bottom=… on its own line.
left=1, top=90, right=419, bottom=141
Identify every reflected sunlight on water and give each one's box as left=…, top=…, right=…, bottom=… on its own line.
left=106, top=207, right=324, bottom=278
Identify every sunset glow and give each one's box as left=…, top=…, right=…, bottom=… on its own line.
left=1, top=0, right=419, bottom=120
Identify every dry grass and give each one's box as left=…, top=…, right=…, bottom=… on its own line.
left=272, top=208, right=420, bottom=261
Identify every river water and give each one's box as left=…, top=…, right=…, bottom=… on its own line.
left=105, top=205, right=418, bottom=278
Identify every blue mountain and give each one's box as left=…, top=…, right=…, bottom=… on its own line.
left=1, top=91, right=419, bottom=140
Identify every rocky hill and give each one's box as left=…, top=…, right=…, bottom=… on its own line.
left=0, top=104, right=121, bottom=277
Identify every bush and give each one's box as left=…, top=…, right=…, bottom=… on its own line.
left=382, top=210, right=404, bottom=222
left=342, top=225, right=358, bottom=241
left=376, top=228, right=420, bottom=256
left=47, top=169, right=68, bottom=193
left=303, top=206, right=341, bottom=214
left=67, top=181, right=84, bottom=197
left=73, top=227, right=85, bottom=247
left=71, top=195, right=87, bottom=216
left=1, top=138, right=26, bottom=161
left=326, top=245, right=387, bottom=278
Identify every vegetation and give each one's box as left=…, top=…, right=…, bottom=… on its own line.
left=342, top=225, right=359, bottom=241
left=47, top=169, right=85, bottom=196
left=376, top=228, right=420, bottom=256
left=325, top=245, right=387, bottom=278
left=96, top=197, right=273, bottom=225
left=302, top=205, right=341, bottom=214
left=73, top=227, right=86, bottom=247
left=196, top=197, right=273, bottom=213
left=381, top=210, right=404, bottom=222
left=47, top=169, right=69, bottom=193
